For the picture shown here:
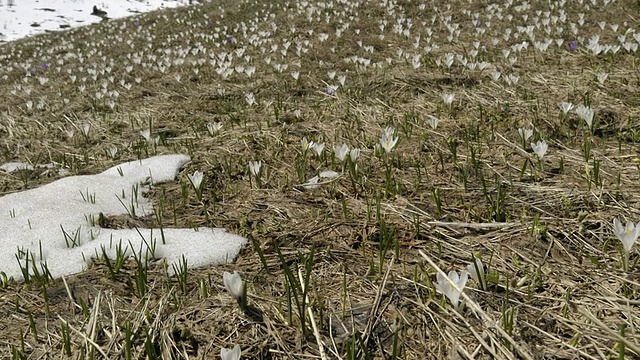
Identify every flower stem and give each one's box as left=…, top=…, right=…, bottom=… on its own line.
left=623, top=251, right=630, bottom=272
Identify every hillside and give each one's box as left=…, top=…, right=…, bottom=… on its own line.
left=1, top=0, right=640, bottom=358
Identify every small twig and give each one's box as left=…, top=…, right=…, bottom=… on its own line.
left=361, top=255, right=394, bottom=348
left=521, top=321, right=599, bottom=360
left=60, top=275, right=80, bottom=310
left=298, top=268, right=328, bottom=360
left=58, top=314, right=108, bottom=358
left=423, top=221, right=518, bottom=229
left=578, top=307, right=640, bottom=356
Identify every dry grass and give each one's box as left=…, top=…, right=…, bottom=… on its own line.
left=1, top=0, right=640, bottom=358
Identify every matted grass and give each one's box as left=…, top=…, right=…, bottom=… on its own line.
left=2, top=0, right=640, bottom=358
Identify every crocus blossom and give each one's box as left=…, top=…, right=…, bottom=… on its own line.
left=613, top=217, right=640, bottom=271
left=248, top=161, right=262, bottom=177
left=380, top=127, right=398, bottom=154
left=531, top=140, right=548, bottom=159
left=613, top=217, right=640, bottom=255
left=188, top=171, right=204, bottom=199
left=559, top=102, right=574, bottom=115
left=466, top=257, right=486, bottom=290
left=518, top=128, right=533, bottom=142
left=575, top=105, right=594, bottom=129
left=220, top=344, right=241, bottom=360
left=334, top=144, right=349, bottom=162
left=223, top=271, right=244, bottom=304
left=434, top=270, right=468, bottom=310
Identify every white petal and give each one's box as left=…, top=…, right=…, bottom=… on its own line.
left=458, top=270, right=469, bottom=288
left=614, top=217, right=625, bottom=234
left=448, top=270, right=459, bottom=283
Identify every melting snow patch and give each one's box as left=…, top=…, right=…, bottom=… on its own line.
left=0, top=0, right=198, bottom=43
left=0, top=154, right=246, bottom=280
left=302, top=170, right=341, bottom=189
left=0, top=162, right=34, bottom=172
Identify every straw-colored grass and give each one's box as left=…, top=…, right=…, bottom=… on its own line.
left=1, top=0, right=640, bottom=358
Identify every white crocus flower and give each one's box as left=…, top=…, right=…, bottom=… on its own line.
left=466, top=257, right=486, bottom=290
left=575, top=105, right=594, bottom=129
left=334, top=144, right=349, bottom=163
left=245, top=92, right=255, bottom=106
left=596, top=72, right=608, bottom=85
left=188, top=170, right=204, bottom=189
left=140, top=129, right=152, bottom=142
left=301, top=137, right=314, bottom=152
left=441, top=93, right=455, bottom=106
left=106, top=146, right=118, bottom=159
left=434, top=270, right=469, bottom=310
left=380, top=128, right=398, bottom=154
left=248, top=161, right=262, bottom=178
left=350, top=148, right=361, bottom=163
left=313, top=142, right=325, bottom=157
left=613, top=217, right=639, bottom=253
left=223, top=271, right=244, bottom=305
left=338, top=75, right=346, bottom=86
left=613, top=217, right=640, bottom=271
left=188, top=170, right=204, bottom=199
left=81, top=124, right=91, bottom=137
left=559, top=102, right=574, bottom=115
left=220, top=344, right=241, bottom=360
left=518, top=128, right=533, bottom=142
left=427, top=115, right=439, bottom=130
left=531, top=140, right=548, bottom=159
left=207, top=122, right=223, bottom=136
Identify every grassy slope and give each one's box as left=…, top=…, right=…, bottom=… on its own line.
left=1, top=0, right=640, bottom=358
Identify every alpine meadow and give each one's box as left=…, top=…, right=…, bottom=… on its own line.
left=1, top=0, right=640, bottom=359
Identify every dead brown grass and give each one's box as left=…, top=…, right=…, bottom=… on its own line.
left=2, top=0, right=640, bottom=358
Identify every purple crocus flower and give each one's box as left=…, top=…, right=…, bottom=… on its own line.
left=133, top=21, right=141, bottom=27
left=227, top=35, right=236, bottom=43
left=40, top=62, right=49, bottom=70
left=567, top=41, right=578, bottom=51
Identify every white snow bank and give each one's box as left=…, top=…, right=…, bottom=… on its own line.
left=0, top=0, right=197, bottom=43
left=0, top=154, right=246, bottom=280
